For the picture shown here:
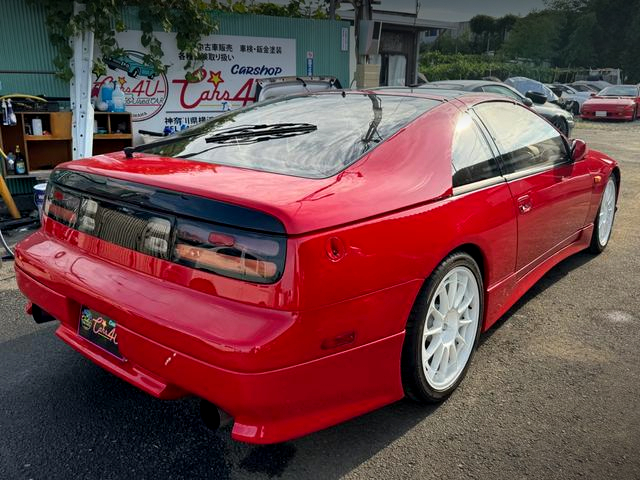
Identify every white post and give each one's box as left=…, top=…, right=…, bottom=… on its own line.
left=70, top=2, right=94, bottom=160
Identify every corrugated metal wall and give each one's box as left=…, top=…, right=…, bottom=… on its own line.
left=0, top=0, right=68, bottom=96
left=0, top=1, right=350, bottom=97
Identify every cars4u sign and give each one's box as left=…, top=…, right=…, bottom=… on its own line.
left=94, top=31, right=296, bottom=140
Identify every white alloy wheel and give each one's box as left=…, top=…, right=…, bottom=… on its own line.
left=597, top=177, right=616, bottom=246
left=421, top=266, right=480, bottom=391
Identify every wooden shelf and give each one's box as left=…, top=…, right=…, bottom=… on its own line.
left=5, top=171, right=50, bottom=179
left=1, top=111, right=132, bottom=181
left=94, top=133, right=132, bottom=140
left=25, top=135, right=72, bottom=141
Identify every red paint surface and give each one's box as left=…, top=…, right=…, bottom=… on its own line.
left=14, top=92, right=619, bottom=443
left=581, top=96, right=639, bottom=120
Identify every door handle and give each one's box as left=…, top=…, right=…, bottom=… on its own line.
left=518, top=195, right=532, bottom=214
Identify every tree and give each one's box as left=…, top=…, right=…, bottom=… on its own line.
left=469, top=14, right=496, bottom=52
left=561, top=12, right=599, bottom=67
left=501, top=10, right=562, bottom=63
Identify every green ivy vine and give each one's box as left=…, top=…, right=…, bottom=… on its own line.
left=29, top=0, right=217, bottom=81
left=30, top=0, right=332, bottom=82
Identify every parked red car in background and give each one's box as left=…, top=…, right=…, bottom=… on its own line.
left=15, top=90, right=619, bottom=444
left=581, top=84, right=640, bottom=121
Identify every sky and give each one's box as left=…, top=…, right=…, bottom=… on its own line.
left=418, top=0, right=547, bottom=22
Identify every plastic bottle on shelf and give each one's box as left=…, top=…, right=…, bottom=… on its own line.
left=15, top=145, right=26, bottom=175
left=112, top=82, right=126, bottom=112
left=101, top=82, right=114, bottom=112
left=32, top=117, right=43, bottom=136
left=5, top=150, right=15, bottom=175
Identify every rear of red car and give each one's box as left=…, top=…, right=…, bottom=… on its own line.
left=14, top=92, right=453, bottom=443
left=581, top=85, right=640, bottom=121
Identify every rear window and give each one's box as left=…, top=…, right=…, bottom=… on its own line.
left=598, top=86, right=638, bottom=97
left=143, top=92, right=439, bottom=179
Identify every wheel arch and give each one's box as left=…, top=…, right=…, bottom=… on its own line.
left=610, top=166, right=621, bottom=199
left=450, top=243, right=486, bottom=287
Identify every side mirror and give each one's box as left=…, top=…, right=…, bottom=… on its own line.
left=570, top=138, right=587, bottom=162
left=525, top=90, right=547, bottom=104
left=523, top=97, right=533, bottom=107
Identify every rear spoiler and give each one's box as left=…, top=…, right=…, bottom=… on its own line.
left=254, top=76, right=342, bottom=102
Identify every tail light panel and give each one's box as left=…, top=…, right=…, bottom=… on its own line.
left=173, top=219, right=285, bottom=284
left=43, top=183, right=286, bottom=284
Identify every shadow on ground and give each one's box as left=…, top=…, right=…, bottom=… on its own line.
left=0, top=250, right=597, bottom=480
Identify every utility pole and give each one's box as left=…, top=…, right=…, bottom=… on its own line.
left=352, top=0, right=380, bottom=88
left=329, top=0, right=337, bottom=20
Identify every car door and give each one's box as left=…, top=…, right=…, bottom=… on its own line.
left=473, top=101, right=593, bottom=273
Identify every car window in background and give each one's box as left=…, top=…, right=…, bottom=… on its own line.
left=571, top=84, right=595, bottom=92
left=143, top=93, right=439, bottom=179
left=473, top=102, right=568, bottom=175
left=481, top=85, right=523, bottom=102
left=598, top=86, right=639, bottom=97
left=451, top=112, right=501, bottom=187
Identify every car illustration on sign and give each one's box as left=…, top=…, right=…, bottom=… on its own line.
left=15, top=90, right=619, bottom=444
left=104, top=51, right=160, bottom=79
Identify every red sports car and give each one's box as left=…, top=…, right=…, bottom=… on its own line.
left=15, top=91, right=619, bottom=444
left=581, top=84, right=640, bottom=121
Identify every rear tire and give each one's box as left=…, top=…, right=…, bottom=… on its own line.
left=401, top=252, right=483, bottom=403
left=589, top=175, right=617, bottom=254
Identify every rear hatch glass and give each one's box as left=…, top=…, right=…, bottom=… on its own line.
left=142, top=92, right=439, bottom=179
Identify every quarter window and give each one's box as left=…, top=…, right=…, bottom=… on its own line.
left=451, top=112, right=500, bottom=187
left=473, top=102, right=568, bottom=175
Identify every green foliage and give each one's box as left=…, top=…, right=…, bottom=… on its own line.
left=32, top=0, right=331, bottom=82
left=419, top=52, right=578, bottom=83
left=428, top=0, right=640, bottom=82
left=501, top=10, right=563, bottom=63
left=31, top=0, right=217, bottom=81
left=212, top=0, right=330, bottom=19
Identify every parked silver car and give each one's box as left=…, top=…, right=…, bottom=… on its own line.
left=417, top=80, right=575, bottom=136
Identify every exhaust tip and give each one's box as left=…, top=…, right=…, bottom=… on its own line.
left=200, top=400, right=232, bottom=431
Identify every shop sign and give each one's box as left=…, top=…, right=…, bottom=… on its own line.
left=93, top=31, right=296, bottom=139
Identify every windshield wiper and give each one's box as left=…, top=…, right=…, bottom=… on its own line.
left=204, top=123, right=317, bottom=143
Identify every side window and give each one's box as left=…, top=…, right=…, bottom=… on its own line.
left=482, top=85, right=522, bottom=102
left=473, top=102, right=568, bottom=175
left=451, top=112, right=501, bottom=187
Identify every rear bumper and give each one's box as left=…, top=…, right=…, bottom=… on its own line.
left=14, top=232, right=411, bottom=443
left=581, top=111, right=633, bottom=120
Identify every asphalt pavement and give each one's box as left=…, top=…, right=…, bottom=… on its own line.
left=1, top=119, right=639, bottom=480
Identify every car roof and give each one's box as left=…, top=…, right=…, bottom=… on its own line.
left=426, top=80, right=489, bottom=88
left=373, top=86, right=468, bottom=99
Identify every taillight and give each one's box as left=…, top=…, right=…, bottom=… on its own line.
left=173, top=219, right=285, bottom=284
left=44, top=185, right=80, bottom=227
left=44, top=182, right=286, bottom=284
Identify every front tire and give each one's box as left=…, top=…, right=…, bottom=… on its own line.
left=589, top=175, right=617, bottom=254
left=553, top=117, right=569, bottom=136
left=402, top=252, right=483, bottom=403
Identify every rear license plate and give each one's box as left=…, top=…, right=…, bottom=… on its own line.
left=78, top=307, right=123, bottom=359
left=595, top=111, right=607, bottom=117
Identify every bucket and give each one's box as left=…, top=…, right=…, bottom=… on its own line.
left=33, top=183, right=47, bottom=218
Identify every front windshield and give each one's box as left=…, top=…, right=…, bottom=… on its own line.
left=599, top=86, right=638, bottom=97
left=142, top=93, right=439, bottom=179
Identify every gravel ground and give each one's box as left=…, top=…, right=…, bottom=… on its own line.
left=0, top=119, right=639, bottom=480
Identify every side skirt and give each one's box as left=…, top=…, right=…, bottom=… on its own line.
left=482, top=224, right=594, bottom=331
